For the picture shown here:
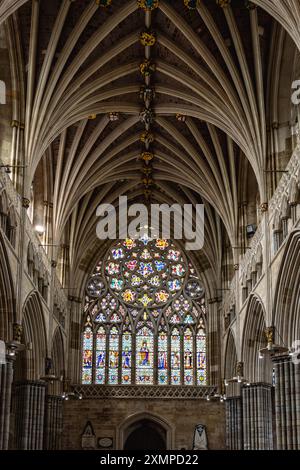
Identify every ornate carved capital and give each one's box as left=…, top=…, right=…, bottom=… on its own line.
left=13, top=323, right=23, bottom=343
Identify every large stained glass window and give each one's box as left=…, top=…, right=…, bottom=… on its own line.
left=81, top=238, right=207, bottom=386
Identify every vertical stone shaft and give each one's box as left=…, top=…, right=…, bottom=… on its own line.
left=242, top=383, right=273, bottom=450
left=0, top=358, right=13, bottom=449
left=225, top=397, right=243, bottom=449
left=44, top=395, right=63, bottom=449
left=273, top=356, right=300, bottom=449
left=14, top=381, right=46, bottom=449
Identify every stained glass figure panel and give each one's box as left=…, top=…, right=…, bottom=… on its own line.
left=136, top=327, right=154, bottom=384
left=158, top=331, right=168, bottom=385
left=82, top=326, right=93, bottom=384
left=95, top=326, right=106, bottom=385
left=108, top=327, right=119, bottom=385
left=197, top=329, right=206, bottom=385
left=184, top=328, right=194, bottom=385
left=171, top=328, right=181, bottom=385
left=122, top=332, right=132, bottom=384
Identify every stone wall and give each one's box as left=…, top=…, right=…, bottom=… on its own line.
left=62, top=398, right=225, bottom=451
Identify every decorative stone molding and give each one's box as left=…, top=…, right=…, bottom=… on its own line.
left=73, top=385, right=217, bottom=400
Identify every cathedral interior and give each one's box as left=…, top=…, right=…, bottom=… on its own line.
left=0, top=0, right=300, bottom=452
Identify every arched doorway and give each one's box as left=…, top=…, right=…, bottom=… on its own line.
left=124, top=419, right=166, bottom=451
left=118, top=412, right=173, bottom=450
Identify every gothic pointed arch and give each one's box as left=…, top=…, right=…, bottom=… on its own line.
left=241, top=295, right=271, bottom=384
left=272, top=230, right=300, bottom=347
left=0, top=230, right=15, bottom=341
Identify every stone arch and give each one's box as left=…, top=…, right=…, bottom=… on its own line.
left=273, top=230, right=300, bottom=347
left=117, top=412, right=173, bottom=451
left=224, top=329, right=239, bottom=397
left=0, top=231, right=15, bottom=341
left=51, top=327, right=65, bottom=395
left=242, top=295, right=271, bottom=384
left=15, top=291, right=47, bottom=381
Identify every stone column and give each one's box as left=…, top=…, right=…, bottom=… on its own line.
left=242, top=383, right=273, bottom=450
left=44, top=395, right=63, bottom=450
left=225, top=396, right=243, bottom=449
left=0, top=357, right=14, bottom=449
left=14, top=381, right=46, bottom=449
left=272, top=355, right=300, bottom=449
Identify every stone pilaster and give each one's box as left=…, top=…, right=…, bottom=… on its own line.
left=225, top=396, right=243, bottom=449
left=242, top=383, right=273, bottom=450
left=0, top=358, right=14, bottom=449
left=44, top=395, right=63, bottom=450
left=14, top=381, right=46, bottom=449
left=272, top=355, right=300, bottom=449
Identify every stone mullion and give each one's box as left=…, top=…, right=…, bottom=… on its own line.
left=105, top=329, right=109, bottom=384
left=168, top=333, right=171, bottom=386
left=154, top=331, right=158, bottom=385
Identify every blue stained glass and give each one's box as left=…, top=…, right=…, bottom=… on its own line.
left=112, top=248, right=124, bottom=259
left=138, top=262, right=154, bottom=278
left=110, top=278, right=123, bottom=291
left=183, top=314, right=194, bottom=324
left=95, top=312, right=106, bottom=322
left=168, top=279, right=181, bottom=291
left=155, top=260, right=165, bottom=272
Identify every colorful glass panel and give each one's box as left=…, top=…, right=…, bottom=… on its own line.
left=171, top=328, right=181, bottom=385
left=108, top=327, right=119, bottom=385
left=196, top=325, right=206, bottom=385
left=95, top=327, right=106, bottom=384
left=82, top=326, right=93, bottom=384
left=122, top=331, right=132, bottom=384
left=184, top=328, right=194, bottom=385
left=158, top=331, right=168, bottom=385
left=136, top=327, right=154, bottom=384
left=82, top=239, right=207, bottom=387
